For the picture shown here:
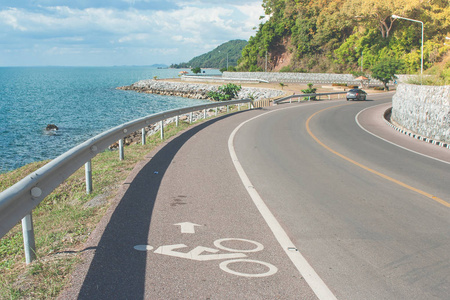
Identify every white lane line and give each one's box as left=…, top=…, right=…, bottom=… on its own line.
left=228, top=108, right=337, bottom=300
left=355, top=104, right=450, bottom=165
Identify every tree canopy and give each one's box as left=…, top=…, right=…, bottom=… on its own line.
left=237, top=0, right=450, bottom=76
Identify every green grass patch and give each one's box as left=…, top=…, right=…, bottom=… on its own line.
left=0, top=106, right=244, bottom=299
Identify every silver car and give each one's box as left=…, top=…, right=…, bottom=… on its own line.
left=346, top=88, right=367, bottom=101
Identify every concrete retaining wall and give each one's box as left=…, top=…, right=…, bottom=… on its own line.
left=222, top=71, right=357, bottom=84
left=222, top=72, right=417, bottom=85
left=391, top=84, right=450, bottom=143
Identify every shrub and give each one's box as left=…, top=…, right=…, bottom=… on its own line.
left=280, top=66, right=292, bottom=72
left=207, top=83, right=242, bottom=101
left=301, top=83, right=317, bottom=100
left=294, top=68, right=307, bottom=73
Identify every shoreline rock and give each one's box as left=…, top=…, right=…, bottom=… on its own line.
left=46, top=124, right=58, bottom=131
left=117, top=79, right=284, bottom=101
left=113, top=79, right=284, bottom=149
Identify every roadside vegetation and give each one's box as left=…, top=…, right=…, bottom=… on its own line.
left=0, top=106, right=244, bottom=299
left=207, top=83, right=242, bottom=101
left=237, top=0, right=450, bottom=84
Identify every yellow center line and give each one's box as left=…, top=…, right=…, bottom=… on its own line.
left=306, top=104, right=450, bottom=208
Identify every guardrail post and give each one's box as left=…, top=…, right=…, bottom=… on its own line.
left=215, top=107, right=218, bottom=116
left=141, top=128, right=146, bottom=145
left=22, top=213, right=36, bottom=264
left=160, top=121, right=164, bottom=140
left=328, top=95, right=331, bottom=100
left=190, top=112, right=193, bottom=123
left=308, top=96, right=311, bottom=101
left=176, top=115, right=179, bottom=127
left=238, top=104, right=241, bottom=111
left=119, top=139, right=124, bottom=160
left=203, top=109, right=206, bottom=119
left=85, top=160, right=93, bottom=194
left=227, top=105, right=229, bottom=113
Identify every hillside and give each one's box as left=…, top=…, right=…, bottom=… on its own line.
left=238, top=0, right=450, bottom=78
left=171, top=40, right=248, bottom=69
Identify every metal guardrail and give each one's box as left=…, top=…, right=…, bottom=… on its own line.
left=273, top=91, right=348, bottom=105
left=0, top=98, right=252, bottom=263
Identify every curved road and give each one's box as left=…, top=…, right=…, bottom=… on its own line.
left=61, top=93, right=449, bottom=300
left=234, top=93, right=450, bottom=299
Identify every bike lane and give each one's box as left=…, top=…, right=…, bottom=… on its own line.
left=60, top=107, right=319, bottom=299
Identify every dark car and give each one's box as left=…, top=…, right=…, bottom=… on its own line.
left=346, top=88, right=367, bottom=101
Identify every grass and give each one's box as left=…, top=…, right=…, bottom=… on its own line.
left=0, top=106, right=243, bottom=299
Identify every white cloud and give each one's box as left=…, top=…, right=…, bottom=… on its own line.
left=0, top=1, right=265, bottom=66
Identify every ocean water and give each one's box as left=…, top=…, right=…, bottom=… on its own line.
left=0, top=67, right=220, bottom=173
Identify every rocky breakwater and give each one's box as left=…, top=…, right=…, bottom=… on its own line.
left=112, top=79, right=284, bottom=148
left=117, top=79, right=285, bottom=101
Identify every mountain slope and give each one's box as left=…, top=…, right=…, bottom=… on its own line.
left=171, top=40, right=248, bottom=69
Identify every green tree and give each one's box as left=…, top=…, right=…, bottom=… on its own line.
left=371, top=59, right=402, bottom=90
left=191, top=67, right=201, bottom=74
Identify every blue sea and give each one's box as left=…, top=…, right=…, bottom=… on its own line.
left=0, top=67, right=220, bottom=173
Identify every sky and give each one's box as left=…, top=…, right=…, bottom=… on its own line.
left=0, top=0, right=265, bottom=66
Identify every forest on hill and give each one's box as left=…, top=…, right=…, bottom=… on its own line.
left=171, top=40, right=248, bottom=69
left=237, top=0, right=449, bottom=82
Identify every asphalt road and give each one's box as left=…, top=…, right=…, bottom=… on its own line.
left=60, top=93, right=449, bottom=299
left=234, top=93, right=450, bottom=299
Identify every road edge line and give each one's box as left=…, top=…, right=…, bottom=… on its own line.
left=355, top=103, right=450, bottom=166
left=308, top=105, right=450, bottom=208
left=228, top=108, right=337, bottom=300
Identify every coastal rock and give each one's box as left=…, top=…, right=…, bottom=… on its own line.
left=118, top=80, right=284, bottom=101
left=46, top=124, right=58, bottom=130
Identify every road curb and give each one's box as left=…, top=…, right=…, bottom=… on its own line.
left=383, top=107, right=450, bottom=150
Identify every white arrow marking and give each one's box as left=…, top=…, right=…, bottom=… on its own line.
left=154, top=244, right=247, bottom=261
left=174, top=222, right=202, bottom=234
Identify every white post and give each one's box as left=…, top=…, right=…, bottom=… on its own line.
left=85, top=160, right=93, bottom=194
left=119, top=139, right=124, bottom=160
left=160, top=121, right=164, bottom=140
left=141, top=128, right=146, bottom=145
left=22, top=213, right=36, bottom=264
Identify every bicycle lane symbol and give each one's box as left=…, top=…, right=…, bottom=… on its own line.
left=134, top=238, right=278, bottom=278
